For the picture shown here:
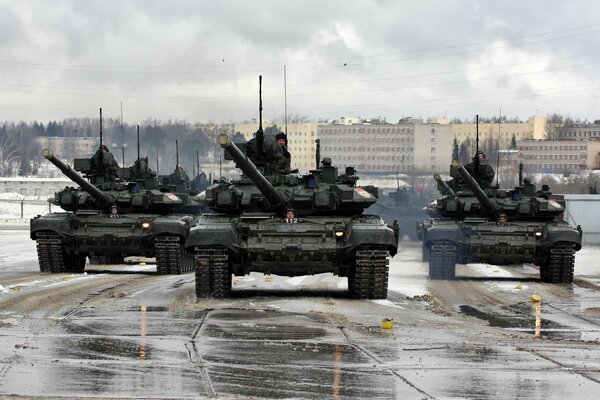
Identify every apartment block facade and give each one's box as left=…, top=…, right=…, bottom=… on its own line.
left=518, top=140, right=600, bottom=172
left=318, top=119, right=453, bottom=173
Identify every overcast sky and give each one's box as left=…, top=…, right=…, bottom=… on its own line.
left=1, top=0, right=600, bottom=124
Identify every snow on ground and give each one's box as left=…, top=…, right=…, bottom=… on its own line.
left=0, top=194, right=51, bottom=221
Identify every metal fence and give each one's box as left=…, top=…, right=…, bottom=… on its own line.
left=564, top=194, right=600, bottom=245
left=0, top=199, right=54, bottom=220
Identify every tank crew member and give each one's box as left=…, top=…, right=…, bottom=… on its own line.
left=496, top=212, right=507, bottom=225
left=93, top=145, right=120, bottom=174
left=465, top=150, right=495, bottom=189
left=285, top=208, right=298, bottom=223
left=109, top=205, right=120, bottom=218
left=272, top=132, right=291, bottom=173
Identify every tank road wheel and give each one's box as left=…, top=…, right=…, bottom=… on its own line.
left=351, top=249, right=390, bottom=299
left=35, top=232, right=66, bottom=273
left=429, top=240, right=456, bottom=280
left=540, top=242, right=576, bottom=283
left=155, top=235, right=190, bottom=275
left=194, top=248, right=231, bottom=298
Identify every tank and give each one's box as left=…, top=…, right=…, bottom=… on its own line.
left=186, top=133, right=398, bottom=299
left=30, top=148, right=196, bottom=275
left=421, top=159, right=583, bottom=283
left=367, top=183, right=432, bottom=240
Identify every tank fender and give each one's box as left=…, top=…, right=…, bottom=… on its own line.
left=30, top=213, right=72, bottom=240
left=422, top=223, right=463, bottom=250
left=347, top=220, right=398, bottom=256
left=150, top=215, right=194, bottom=238
left=543, top=225, right=583, bottom=251
left=185, top=215, right=237, bottom=252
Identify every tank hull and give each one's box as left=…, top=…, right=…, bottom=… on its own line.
left=422, top=218, right=582, bottom=282
left=30, top=211, right=195, bottom=274
left=186, top=213, right=398, bottom=298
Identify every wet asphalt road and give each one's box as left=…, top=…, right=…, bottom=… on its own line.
left=0, top=230, right=599, bottom=399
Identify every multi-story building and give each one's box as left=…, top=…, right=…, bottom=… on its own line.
left=234, top=120, right=318, bottom=171
left=318, top=118, right=453, bottom=173
left=518, top=140, right=600, bottom=172
left=557, top=121, right=600, bottom=141
left=34, top=136, right=99, bottom=159
left=453, top=116, right=546, bottom=148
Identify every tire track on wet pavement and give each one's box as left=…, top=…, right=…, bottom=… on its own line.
left=0, top=272, right=159, bottom=384
left=516, top=346, right=600, bottom=385
left=338, top=325, right=434, bottom=399
left=319, top=297, right=434, bottom=399
left=186, top=309, right=216, bottom=396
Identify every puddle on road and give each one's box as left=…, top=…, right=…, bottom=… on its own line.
left=459, top=304, right=585, bottom=340
left=204, top=309, right=329, bottom=340
left=58, top=336, right=154, bottom=361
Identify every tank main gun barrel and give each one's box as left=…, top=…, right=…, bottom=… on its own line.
left=451, top=160, right=498, bottom=213
left=433, top=173, right=455, bottom=198
left=42, top=149, right=113, bottom=207
left=217, top=135, right=284, bottom=207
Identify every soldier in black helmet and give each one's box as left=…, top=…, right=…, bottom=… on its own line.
left=272, top=132, right=291, bottom=173
left=284, top=208, right=298, bottom=223
left=109, top=204, right=120, bottom=218
left=465, top=150, right=495, bottom=189
left=496, top=212, right=507, bottom=225
left=93, top=144, right=120, bottom=175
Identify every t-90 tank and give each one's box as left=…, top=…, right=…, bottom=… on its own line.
left=186, top=132, right=398, bottom=299
left=421, top=159, right=582, bottom=282
left=367, top=183, right=431, bottom=240
left=30, top=148, right=195, bottom=275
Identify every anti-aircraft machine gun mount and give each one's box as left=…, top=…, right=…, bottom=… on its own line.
left=186, top=77, right=398, bottom=299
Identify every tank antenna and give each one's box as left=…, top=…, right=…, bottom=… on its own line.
left=120, top=101, right=125, bottom=167
left=99, top=107, right=104, bottom=170
left=284, top=65, right=288, bottom=136
left=256, top=75, right=264, bottom=160
left=196, top=150, right=200, bottom=178
left=175, top=139, right=180, bottom=180
left=475, top=114, right=479, bottom=156
left=315, top=139, right=320, bottom=169
left=496, top=107, right=501, bottom=186
left=99, top=107, right=103, bottom=150
left=136, top=125, right=140, bottom=161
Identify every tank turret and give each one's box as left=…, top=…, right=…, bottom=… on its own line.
left=434, top=173, right=455, bottom=198
left=43, top=149, right=114, bottom=207
left=452, top=160, right=498, bottom=213
left=217, top=134, right=284, bottom=207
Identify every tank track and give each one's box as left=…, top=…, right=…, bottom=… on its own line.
left=194, top=248, right=231, bottom=298
left=429, top=240, right=456, bottom=280
left=36, top=232, right=85, bottom=273
left=36, top=232, right=65, bottom=273
left=155, top=235, right=193, bottom=275
left=541, top=242, right=575, bottom=283
left=351, top=249, right=389, bottom=299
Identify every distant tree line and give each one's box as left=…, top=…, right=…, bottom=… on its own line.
left=0, top=118, right=232, bottom=177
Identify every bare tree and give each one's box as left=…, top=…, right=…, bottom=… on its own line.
left=545, top=113, right=564, bottom=140
left=0, top=134, right=21, bottom=176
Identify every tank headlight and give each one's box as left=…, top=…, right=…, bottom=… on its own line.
left=141, top=221, right=151, bottom=229
left=534, top=230, right=543, bottom=237
left=335, top=230, right=344, bottom=237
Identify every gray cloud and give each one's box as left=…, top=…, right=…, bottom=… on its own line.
left=1, top=0, right=600, bottom=123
